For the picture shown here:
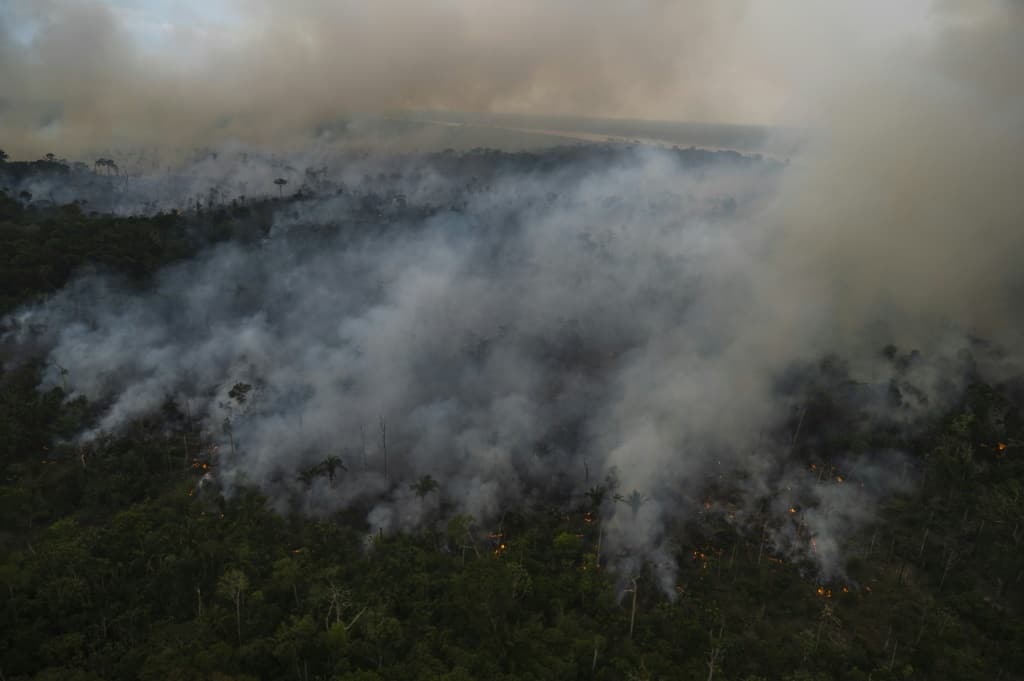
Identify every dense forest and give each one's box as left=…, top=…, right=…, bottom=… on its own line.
left=1, top=149, right=1022, bottom=681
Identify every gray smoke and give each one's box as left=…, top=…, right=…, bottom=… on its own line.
left=4, top=142, right=1011, bottom=592
left=2, top=0, right=1022, bottom=592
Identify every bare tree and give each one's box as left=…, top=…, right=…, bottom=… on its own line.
left=706, top=625, right=726, bottom=681
left=623, top=577, right=639, bottom=638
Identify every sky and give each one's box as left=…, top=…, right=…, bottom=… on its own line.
left=0, top=0, right=970, bottom=157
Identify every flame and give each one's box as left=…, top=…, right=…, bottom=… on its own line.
left=789, top=507, right=798, bottom=514
left=809, top=463, right=817, bottom=471
left=703, top=499, right=712, bottom=510
left=291, top=548, right=304, bottom=554
left=835, top=475, right=844, bottom=483
left=816, top=586, right=832, bottom=598
left=583, top=512, right=594, bottom=523
left=998, top=442, right=1007, bottom=452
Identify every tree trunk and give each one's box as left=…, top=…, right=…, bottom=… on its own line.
left=628, top=578, right=638, bottom=639
left=235, top=593, right=242, bottom=644
left=380, top=417, right=389, bottom=481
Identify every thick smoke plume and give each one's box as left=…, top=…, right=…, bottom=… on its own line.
left=2, top=0, right=1023, bottom=591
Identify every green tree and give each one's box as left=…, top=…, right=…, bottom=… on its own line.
left=410, top=474, right=439, bottom=498
left=217, top=567, right=250, bottom=644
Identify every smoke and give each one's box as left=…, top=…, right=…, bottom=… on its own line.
left=2, top=142, right=1009, bottom=589
left=2, top=0, right=1023, bottom=590
left=0, top=0, right=934, bottom=157
left=766, top=1, right=1024, bottom=346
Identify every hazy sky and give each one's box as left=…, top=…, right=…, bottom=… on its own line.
left=0, top=0, right=961, bottom=156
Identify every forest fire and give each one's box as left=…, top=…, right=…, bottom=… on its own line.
left=816, top=586, right=832, bottom=598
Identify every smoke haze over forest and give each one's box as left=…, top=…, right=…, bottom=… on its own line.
left=2, top=0, right=1023, bottom=593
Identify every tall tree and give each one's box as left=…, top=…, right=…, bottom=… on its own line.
left=217, top=568, right=250, bottom=645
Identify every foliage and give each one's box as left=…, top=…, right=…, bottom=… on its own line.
left=0, top=153, right=1022, bottom=680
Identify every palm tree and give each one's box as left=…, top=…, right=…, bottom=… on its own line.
left=93, top=158, right=118, bottom=175
left=614, top=490, right=648, bottom=518
left=410, top=475, right=439, bottom=499
left=274, top=177, right=288, bottom=197
left=320, top=455, right=346, bottom=487
left=585, top=484, right=609, bottom=512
